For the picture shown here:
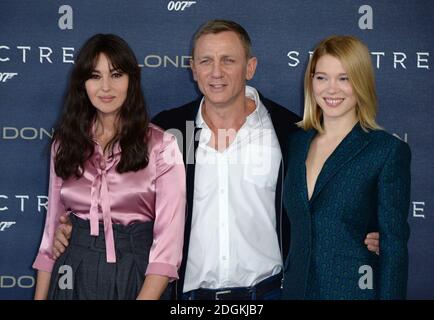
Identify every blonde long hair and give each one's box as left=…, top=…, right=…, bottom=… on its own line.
left=299, top=35, right=381, bottom=133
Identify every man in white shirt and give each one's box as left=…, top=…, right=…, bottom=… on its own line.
left=183, top=84, right=284, bottom=295
left=52, top=19, right=380, bottom=300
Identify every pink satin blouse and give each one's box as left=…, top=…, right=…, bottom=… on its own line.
left=33, top=124, right=186, bottom=280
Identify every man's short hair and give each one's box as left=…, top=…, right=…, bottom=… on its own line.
left=191, top=19, right=252, bottom=58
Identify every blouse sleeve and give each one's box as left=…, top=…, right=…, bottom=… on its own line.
left=145, top=133, right=186, bottom=281
left=377, top=139, right=411, bottom=299
left=32, top=142, right=66, bottom=273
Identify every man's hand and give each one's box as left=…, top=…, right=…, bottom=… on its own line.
left=364, top=232, right=380, bottom=255
left=52, top=214, right=72, bottom=259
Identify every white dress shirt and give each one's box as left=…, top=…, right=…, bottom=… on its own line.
left=183, top=86, right=283, bottom=292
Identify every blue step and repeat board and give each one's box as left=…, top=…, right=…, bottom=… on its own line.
left=0, top=1, right=433, bottom=299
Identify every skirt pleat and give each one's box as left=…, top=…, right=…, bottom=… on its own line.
left=48, top=214, right=155, bottom=300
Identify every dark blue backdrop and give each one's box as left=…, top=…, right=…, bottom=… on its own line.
left=0, top=0, right=432, bottom=299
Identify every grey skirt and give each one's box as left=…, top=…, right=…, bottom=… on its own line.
left=47, top=214, right=167, bottom=300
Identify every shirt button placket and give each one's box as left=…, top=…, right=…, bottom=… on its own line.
left=218, top=153, right=230, bottom=283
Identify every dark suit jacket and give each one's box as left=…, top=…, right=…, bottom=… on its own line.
left=152, top=94, right=300, bottom=298
left=282, top=123, right=411, bottom=299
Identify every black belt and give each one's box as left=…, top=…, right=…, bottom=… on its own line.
left=186, top=273, right=282, bottom=300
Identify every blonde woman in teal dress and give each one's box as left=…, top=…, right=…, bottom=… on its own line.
left=282, top=35, right=411, bottom=300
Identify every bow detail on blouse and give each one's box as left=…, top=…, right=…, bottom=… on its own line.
left=89, top=145, right=120, bottom=263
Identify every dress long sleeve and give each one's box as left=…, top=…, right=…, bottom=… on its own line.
left=33, top=143, right=65, bottom=273
left=377, top=139, right=411, bottom=299
left=145, top=134, right=186, bottom=281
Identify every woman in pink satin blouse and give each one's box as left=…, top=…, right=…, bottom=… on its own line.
left=33, top=34, right=186, bottom=300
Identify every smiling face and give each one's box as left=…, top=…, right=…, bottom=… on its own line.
left=191, top=31, right=257, bottom=110
left=312, top=54, right=357, bottom=123
left=85, top=53, right=129, bottom=117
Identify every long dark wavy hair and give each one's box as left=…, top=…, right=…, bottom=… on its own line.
left=53, top=34, right=149, bottom=179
